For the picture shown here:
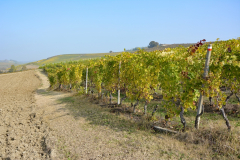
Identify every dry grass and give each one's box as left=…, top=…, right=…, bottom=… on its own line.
left=176, top=124, right=240, bottom=159
left=55, top=93, right=240, bottom=160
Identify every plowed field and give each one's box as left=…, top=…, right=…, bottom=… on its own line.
left=0, top=71, right=57, bottom=159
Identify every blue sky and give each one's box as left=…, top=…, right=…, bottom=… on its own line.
left=0, top=0, right=240, bottom=62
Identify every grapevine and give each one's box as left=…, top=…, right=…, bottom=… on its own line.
left=41, top=38, right=240, bottom=130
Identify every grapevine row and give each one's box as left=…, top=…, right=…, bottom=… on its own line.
left=41, top=38, right=240, bottom=130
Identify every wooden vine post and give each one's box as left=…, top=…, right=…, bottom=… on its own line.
left=85, top=67, right=88, bottom=94
left=195, top=44, right=212, bottom=129
left=117, top=58, right=121, bottom=105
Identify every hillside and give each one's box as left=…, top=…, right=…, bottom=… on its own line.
left=127, top=43, right=196, bottom=52
left=28, top=42, right=208, bottom=66
left=0, top=60, right=19, bottom=71
left=146, top=43, right=195, bottom=51
left=30, top=52, right=121, bottom=66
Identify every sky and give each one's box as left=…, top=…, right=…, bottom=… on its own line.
left=0, top=0, right=240, bottom=62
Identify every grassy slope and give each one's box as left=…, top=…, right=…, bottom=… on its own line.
left=31, top=52, right=121, bottom=66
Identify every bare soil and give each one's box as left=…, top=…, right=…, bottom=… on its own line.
left=0, top=70, right=58, bottom=159
left=26, top=65, right=39, bottom=70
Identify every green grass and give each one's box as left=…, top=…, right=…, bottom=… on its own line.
left=58, top=96, right=75, bottom=104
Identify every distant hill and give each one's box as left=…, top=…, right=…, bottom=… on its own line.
left=0, top=59, right=33, bottom=72
left=0, top=60, right=19, bottom=71
left=127, top=43, right=196, bottom=52
left=29, top=52, right=121, bottom=66
left=0, top=59, right=18, bottom=63
left=28, top=42, right=210, bottom=66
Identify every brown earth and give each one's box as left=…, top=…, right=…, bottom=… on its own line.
left=0, top=70, right=58, bottom=159
left=26, top=64, right=39, bottom=70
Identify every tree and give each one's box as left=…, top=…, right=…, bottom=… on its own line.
left=132, top=47, right=140, bottom=51
left=22, top=65, right=27, bottom=71
left=148, top=41, right=159, bottom=48
left=9, top=65, right=16, bottom=72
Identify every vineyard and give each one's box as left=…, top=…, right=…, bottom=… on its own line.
left=40, top=38, right=240, bottom=131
